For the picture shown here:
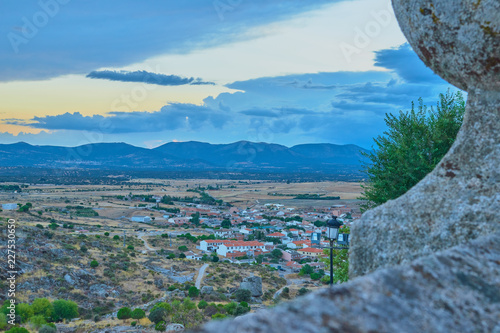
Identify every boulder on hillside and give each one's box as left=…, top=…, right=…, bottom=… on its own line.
left=239, top=276, right=262, bottom=297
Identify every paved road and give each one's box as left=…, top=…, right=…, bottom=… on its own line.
left=195, top=263, right=209, bottom=289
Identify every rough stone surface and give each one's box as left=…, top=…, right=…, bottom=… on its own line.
left=194, top=1, right=499, bottom=332
left=392, top=0, right=499, bottom=92
left=195, top=233, right=500, bottom=333
left=200, top=286, right=215, bottom=295
left=350, top=0, right=500, bottom=277
left=239, top=276, right=263, bottom=297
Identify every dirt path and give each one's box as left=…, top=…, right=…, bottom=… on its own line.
left=195, top=263, right=209, bottom=289
left=138, top=233, right=155, bottom=251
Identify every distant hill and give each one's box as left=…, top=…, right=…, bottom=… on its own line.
left=0, top=141, right=369, bottom=174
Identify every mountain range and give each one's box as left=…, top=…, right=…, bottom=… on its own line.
left=0, top=141, right=369, bottom=174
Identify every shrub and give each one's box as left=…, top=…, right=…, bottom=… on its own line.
left=297, top=287, right=310, bottom=296
left=104, top=232, right=110, bottom=237
left=310, top=272, right=322, bottom=280
left=131, top=308, right=145, bottom=320
left=29, top=315, right=46, bottom=329
left=6, top=327, right=30, bottom=333
left=197, top=300, right=208, bottom=310
left=117, top=307, right=132, bottom=320
left=178, top=245, right=188, bottom=251
left=131, top=321, right=137, bottom=327
left=234, top=304, right=250, bottom=316
left=233, top=289, right=251, bottom=303
left=188, top=286, right=199, bottom=298
left=90, top=260, right=99, bottom=268
left=212, top=313, right=227, bottom=320
left=52, top=300, right=79, bottom=322
left=80, top=245, right=88, bottom=253
left=127, top=245, right=134, bottom=250
left=155, top=321, right=166, bottom=331
left=36, top=224, right=44, bottom=229
left=38, top=325, right=57, bottom=333
left=148, top=307, right=167, bottom=324
left=113, top=235, right=120, bottom=240
left=17, top=303, right=34, bottom=323
left=179, top=253, right=186, bottom=258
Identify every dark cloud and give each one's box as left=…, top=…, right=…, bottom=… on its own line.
left=1, top=0, right=339, bottom=81
left=374, top=43, right=445, bottom=84
left=86, top=70, right=215, bottom=86
left=7, top=104, right=230, bottom=134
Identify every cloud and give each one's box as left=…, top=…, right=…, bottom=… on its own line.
left=86, top=70, right=215, bottom=86
left=4, top=43, right=460, bottom=149
left=0, top=0, right=339, bottom=81
left=374, top=43, right=445, bottom=84
left=6, top=104, right=230, bottom=134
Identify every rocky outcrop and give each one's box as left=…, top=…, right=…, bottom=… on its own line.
left=200, top=286, right=215, bottom=295
left=196, top=233, right=500, bottom=333
left=239, top=276, right=262, bottom=297
left=195, top=0, right=500, bottom=332
left=350, top=0, right=500, bottom=277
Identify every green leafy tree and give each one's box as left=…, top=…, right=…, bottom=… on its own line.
left=178, top=245, right=188, bottom=252
left=197, top=300, right=208, bottom=310
left=131, top=308, right=145, bottom=320
left=360, top=91, right=465, bottom=210
left=52, top=300, right=78, bottom=322
left=16, top=303, right=33, bottom=323
left=148, top=307, right=168, bottom=324
left=188, top=286, right=200, bottom=298
left=271, top=249, right=283, bottom=259
left=321, top=248, right=349, bottom=283
left=155, top=321, right=166, bottom=331
left=190, top=212, right=200, bottom=226
left=90, top=260, right=99, bottom=268
left=298, top=264, right=313, bottom=276
left=221, top=219, right=232, bottom=229
left=113, top=235, right=120, bottom=241
left=28, top=315, right=46, bottom=329
left=233, top=289, right=251, bottom=303
left=117, top=307, right=132, bottom=321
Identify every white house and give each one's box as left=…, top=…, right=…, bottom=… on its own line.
left=131, top=216, right=151, bottom=223
left=199, top=239, right=232, bottom=252
left=2, top=203, right=17, bottom=210
left=184, top=251, right=203, bottom=260
left=217, top=241, right=266, bottom=257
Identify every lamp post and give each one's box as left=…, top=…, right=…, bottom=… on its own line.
left=326, top=216, right=343, bottom=285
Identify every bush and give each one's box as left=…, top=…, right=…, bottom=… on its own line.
left=233, top=289, right=251, bottom=303
left=113, top=235, right=120, bottom=240
left=178, top=245, right=188, bottom=252
left=117, top=307, right=132, bottom=320
left=148, top=307, right=167, bottom=324
left=104, top=232, right=110, bottom=237
left=131, top=308, right=145, bottom=320
left=131, top=321, right=137, bottom=327
left=297, top=287, right=310, bottom=296
left=234, top=304, right=250, bottom=316
left=127, top=245, right=134, bottom=250
left=310, top=272, right=322, bottom=280
left=188, top=286, right=199, bottom=298
left=90, top=260, right=99, bottom=268
left=17, top=303, right=34, bottom=323
left=179, top=253, right=186, bottom=258
left=197, top=300, right=208, bottom=310
left=6, top=327, right=30, bottom=333
left=36, top=224, right=44, bottom=229
left=52, top=300, right=79, bottom=322
left=80, top=245, right=88, bottom=253
left=212, top=313, right=227, bottom=320
left=29, top=315, right=46, bottom=329
left=155, top=321, right=166, bottom=331
left=39, top=325, right=57, bottom=333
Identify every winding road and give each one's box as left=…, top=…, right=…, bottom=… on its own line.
left=138, top=233, right=155, bottom=251
left=195, top=263, right=209, bottom=289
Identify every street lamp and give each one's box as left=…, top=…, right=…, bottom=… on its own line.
left=326, top=216, right=342, bottom=285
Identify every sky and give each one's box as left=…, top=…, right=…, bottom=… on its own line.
left=0, top=0, right=457, bottom=149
